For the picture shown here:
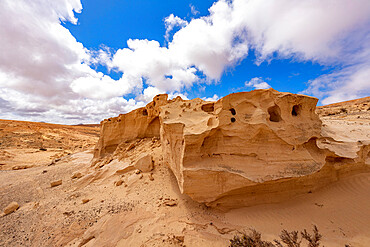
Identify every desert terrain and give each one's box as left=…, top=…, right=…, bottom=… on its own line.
left=0, top=91, right=369, bottom=247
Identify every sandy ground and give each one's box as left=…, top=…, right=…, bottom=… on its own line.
left=0, top=99, right=369, bottom=247
left=0, top=119, right=99, bottom=170
left=0, top=147, right=369, bottom=246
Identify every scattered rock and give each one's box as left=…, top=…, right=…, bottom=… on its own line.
left=175, top=235, right=185, bottom=243
left=134, top=154, right=153, bottom=172
left=163, top=199, right=177, bottom=207
left=12, top=165, right=27, bottom=170
left=48, top=158, right=61, bottom=166
left=50, top=180, right=62, bottom=187
left=82, top=198, right=90, bottom=204
left=3, top=201, right=19, bottom=215
left=63, top=211, right=74, bottom=216
left=148, top=173, right=154, bottom=181
left=39, top=148, right=47, bottom=151
left=126, top=143, right=135, bottom=151
left=115, top=180, right=124, bottom=186
left=135, top=169, right=141, bottom=174
left=71, top=172, right=83, bottom=179
left=139, top=174, right=143, bottom=179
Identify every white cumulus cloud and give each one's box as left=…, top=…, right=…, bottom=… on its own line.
left=1, top=0, right=370, bottom=124
left=0, top=0, right=143, bottom=124
left=245, top=77, right=271, bottom=90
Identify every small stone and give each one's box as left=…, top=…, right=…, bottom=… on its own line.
left=3, top=202, right=19, bottom=215
left=71, top=172, right=82, bottom=179
left=115, top=180, right=124, bottom=186
left=175, top=236, right=185, bottom=243
left=148, top=173, right=154, bottom=181
left=139, top=174, right=143, bottom=179
left=12, top=165, right=27, bottom=170
left=50, top=180, right=62, bottom=187
left=82, top=199, right=90, bottom=204
left=126, top=143, right=135, bottom=151
left=163, top=199, right=177, bottom=207
left=135, top=169, right=141, bottom=174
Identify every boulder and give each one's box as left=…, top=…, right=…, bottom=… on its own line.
left=134, top=154, right=153, bottom=172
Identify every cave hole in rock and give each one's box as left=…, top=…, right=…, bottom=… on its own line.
left=292, top=104, right=302, bottom=116
left=231, top=117, right=236, bottom=123
left=201, top=103, right=215, bottom=113
left=142, top=109, right=148, bottom=116
left=229, top=108, right=236, bottom=115
left=268, top=105, right=282, bottom=122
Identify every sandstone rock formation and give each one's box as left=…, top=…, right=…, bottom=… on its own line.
left=93, top=89, right=370, bottom=209
left=92, top=94, right=167, bottom=160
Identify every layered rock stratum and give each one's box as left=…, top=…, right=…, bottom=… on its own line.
left=93, top=89, right=370, bottom=209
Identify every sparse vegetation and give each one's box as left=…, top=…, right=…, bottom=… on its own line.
left=229, top=225, right=322, bottom=247
left=229, top=229, right=275, bottom=247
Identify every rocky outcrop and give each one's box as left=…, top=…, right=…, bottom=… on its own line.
left=93, top=94, right=168, bottom=159
left=93, top=89, right=370, bottom=209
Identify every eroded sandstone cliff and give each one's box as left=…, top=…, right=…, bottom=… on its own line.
left=93, top=89, right=370, bottom=209
left=93, top=94, right=167, bottom=159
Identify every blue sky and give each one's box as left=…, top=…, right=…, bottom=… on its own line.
left=0, top=0, right=369, bottom=124
left=63, top=0, right=332, bottom=101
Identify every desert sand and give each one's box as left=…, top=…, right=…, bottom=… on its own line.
left=0, top=90, right=369, bottom=247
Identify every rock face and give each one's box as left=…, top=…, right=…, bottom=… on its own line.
left=160, top=90, right=325, bottom=204
left=93, top=94, right=168, bottom=159
left=93, top=89, right=370, bottom=209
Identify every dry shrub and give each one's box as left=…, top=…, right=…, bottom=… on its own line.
left=229, top=229, right=275, bottom=247
left=229, top=225, right=322, bottom=247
